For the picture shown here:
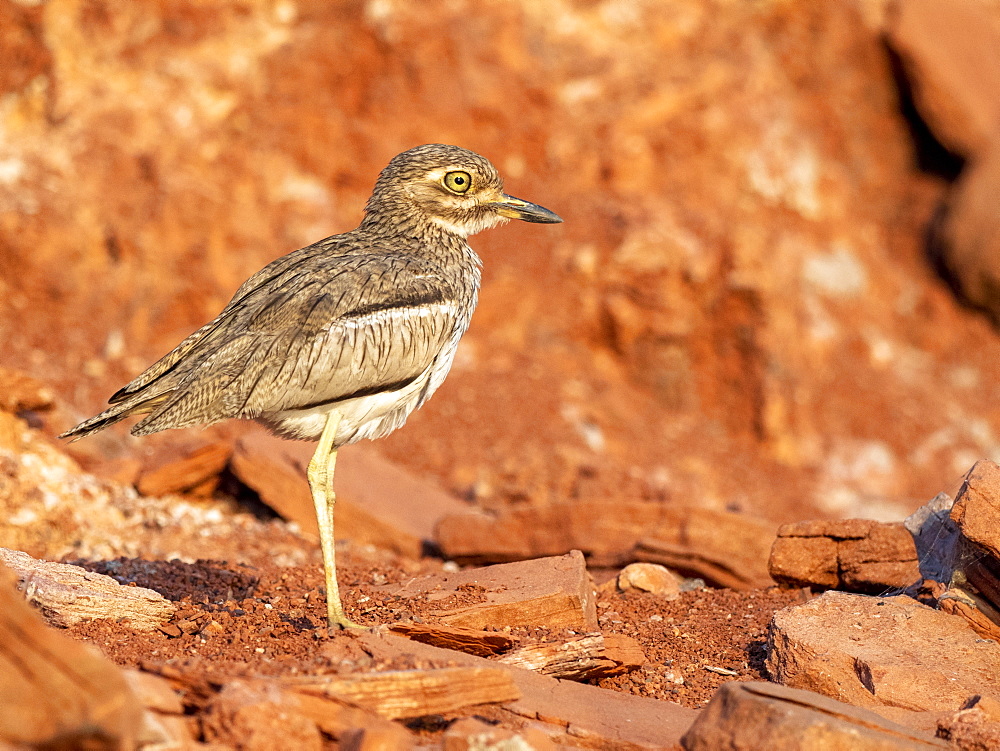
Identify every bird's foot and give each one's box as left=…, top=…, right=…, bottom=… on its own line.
left=327, top=614, right=366, bottom=631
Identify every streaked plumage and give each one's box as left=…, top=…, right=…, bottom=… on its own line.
left=61, top=143, right=562, bottom=628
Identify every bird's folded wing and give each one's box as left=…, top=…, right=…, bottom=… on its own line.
left=222, top=291, right=459, bottom=417
left=112, top=251, right=463, bottom=429
left=108, top=246, right=316, bottom=403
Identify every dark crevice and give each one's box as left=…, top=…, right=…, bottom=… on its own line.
left=882, top=42, right=965, bottom=181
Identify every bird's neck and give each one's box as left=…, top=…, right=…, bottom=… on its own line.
left=358, top=206, right=481, bottom=277
left=362, top=198, right=470, bottom=243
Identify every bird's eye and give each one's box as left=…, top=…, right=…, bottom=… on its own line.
left=443, top=171, right=472, bottom=194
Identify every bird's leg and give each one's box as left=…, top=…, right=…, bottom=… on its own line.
left=307, top=411, right=361, bottom=630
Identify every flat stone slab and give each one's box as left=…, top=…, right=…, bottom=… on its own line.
left=766, top=591, right=1000, bottom=714
left=0, top=548, right=174, bottom=630
left=355, top=630, right=697, bottom=749
left=435, top=501, right=776, bottom=588
left=682, top=682, right=947, bottom=750
left=378, top=551, right=598, bottom=631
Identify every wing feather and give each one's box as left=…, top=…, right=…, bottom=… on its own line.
left=125, top=247, right=464, bottom=434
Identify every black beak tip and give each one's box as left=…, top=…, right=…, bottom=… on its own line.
left=523, top=208, right=563, bottom=224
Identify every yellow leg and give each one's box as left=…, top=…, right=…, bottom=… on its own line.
left=306, top=411, right=361, bottom=630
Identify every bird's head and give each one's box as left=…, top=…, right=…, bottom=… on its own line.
left=364, top=144, right=562, bottom=238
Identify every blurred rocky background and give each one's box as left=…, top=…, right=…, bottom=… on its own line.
left=3, top=0, right=1000, bottom=531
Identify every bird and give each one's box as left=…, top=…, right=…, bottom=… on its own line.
left=60, top=144, right=562, bottom=630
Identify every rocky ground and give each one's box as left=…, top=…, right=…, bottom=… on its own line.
left=5, top=0, right=1000, bottom=748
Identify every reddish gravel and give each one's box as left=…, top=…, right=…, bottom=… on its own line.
left=596, top=587, right=806, bottom=706
left=66, top=547, right=803, bottom=711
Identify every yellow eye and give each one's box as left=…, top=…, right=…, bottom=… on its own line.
left=443, top=171, right=472, bottom=194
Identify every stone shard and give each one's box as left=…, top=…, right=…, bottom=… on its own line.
left=387, top=622, right=514, bottom=657
left=0, top=563, right=142, bottom=748
left=938, top=594, right=1000, bottom=641
left=768, top=519, right=919, bottom=593
left=379, top=551, right=598, bottom=631
left=287, top=667, right=520, bottom=721
left=231, top=426, right=467, bottom=558
left=354, top=630, right=697, bottom=749
left=388, top=621, right=641, bottom=681
left=766, top=591, right=1000, bottom=716
left=136, top=440, right=232, bottom=498
left=681, top=681, right=948, bottom=750
left=905, top=492, right=961, bottom=583
left=497, top=632, right=644, bottom=681
left=0, top=547, right=175, bottom=629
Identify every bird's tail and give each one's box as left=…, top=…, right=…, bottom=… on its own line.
left=59, top=392, right=172, bottom=442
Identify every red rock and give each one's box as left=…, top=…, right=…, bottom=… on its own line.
left=0, top=563, right=142, bottom=748
left=936, top=462, right=1000, bottom=638
left=378, top=551, right=598, bottom=631
left=766, top=591, right=1000, bottom=717
left=287, top=690, right=414, bottom=745
left=122, top=669, right=198, bottom=749
left=0, top=366, right=54, bottom=414
left=682, top=681, right=947, bottom=750
left=937, top=592, right=1000, bottom=642
left=904, top=475, right=1000, bottom=639
left=886, top=0, right=1000, bottom=158
left=938, top=696, right=1000, bottom=751
left=0, top=547, right=174, bottom=630
left=769, top=534, right=839, bottom=589
left=355, top=631, right=697, bottom=749
left=231, top=426, right=467, bottom=559
left=202, top=680, right=323, bottom=751
left=617, top=561, right=682, bottom=597
left=965, top=694, right=1000, bottom=723
left=287, top=667, right=520, bottom=721
left=497, top=633, right=644, bottom=681
left=136, top=440, right=232, bottom=498
left=950, top=460, right=1000, bottom=559
left=339, top=725, right=415, bottom=751
left=937, top=146, right=1000, bottom=324
left=769, top=519, right=919, bottom=593
left=123, top=669, right=184, bottom=715
left=387, top=622, right=513, bottom=657
left=435, top=502, right=776, bottom=588
left=443, top=718, right=556, bottom=751
left=838, top=523, right=920, bottom=592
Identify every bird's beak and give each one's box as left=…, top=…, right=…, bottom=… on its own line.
left=490, top=194, right=563, bottom=224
